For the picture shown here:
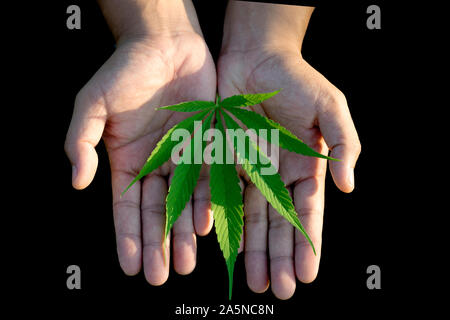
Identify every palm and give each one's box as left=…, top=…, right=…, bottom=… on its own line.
left=98, top=36, right=215, bottom=159
left=73, top=34, right=216, bottom=283
left=218, top=50, right=332, bottom=299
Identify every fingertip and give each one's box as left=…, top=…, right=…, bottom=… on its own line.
left=271, top=277, right=296, bottom=300
left=144, top=271, right=168, bottom=287
left=245, top=252, right=269, bottom=293
left=248, top=278, right=269, bottom=294
left=173, top=233, right=197, bottom=275
left=295, top=240, right=321, bottom=284
left=174, top=258, right=196, bottom=276
left=71, top=165, right=77, bottom=185
left=295, top=258, right=319, bottom=284
left=270, top=261, right=296, bottom=300
left=297, top=272, right=318, bottom=284
left=347, top=167, right=355, bottom=191
left=117, top=236, right=142, bottom=276
left=70, top=144, right=98, bottom=190
left=194, top=206, right=213, bottom=236
left=273, top=290, right=295, bottom=301
left=72, top=180, right=88, bottom=190
left=174, top=261, right=196, bottom=276
left=144, top=245, right=170, bottom=286
left=329, top=162, right=355, bottom=193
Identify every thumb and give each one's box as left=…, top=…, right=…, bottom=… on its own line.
left=317, top=91, right=361, bottom=193
left=64, top=88, right=107, bottom=190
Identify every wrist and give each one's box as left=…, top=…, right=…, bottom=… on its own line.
left=98, top=0, right=203, bottom=44
left=221, top=1, right=314, bottom=55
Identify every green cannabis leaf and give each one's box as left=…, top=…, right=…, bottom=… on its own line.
left=157, top=100, right=216, bottom=112
left=122, top=89, right=339, bottom=299
left=221, top=111, right=315, bottom=254
left=210, top=109, right=244, bottom=300
left=219, top=90, right=281, bottom=109
left=122, top=109, right=211, bottom=195
left=165, top=111, right=214, bottom=239
left=226, top=107, right=339, bottom=161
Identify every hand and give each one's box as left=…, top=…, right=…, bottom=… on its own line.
left=218, top=1, right=361, bottom=299
left=64, top=0, right=216, bottom=285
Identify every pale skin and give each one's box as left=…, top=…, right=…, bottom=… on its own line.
left=219, top=2, right=361, bottom=299
left=65, top=0, right=217, bottom=283
left=65, top=0, right=361, bottom=299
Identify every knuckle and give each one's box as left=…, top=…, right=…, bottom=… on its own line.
left=334, top=89, right=347, bottom=106
left=269, top=255, right=293, bottom=263
left=297, top=207, right=323, bottom=219
left=75, top=83, right=107, bottom=111
left=329, top=90, right=347, bottom=110
left=245, top=212, right=267, bottom=225
left=172, top=230, right=195, bottom=241
left=113, top=199, right=140, bottom=211
left=143, top=239, right=164, bottom=248
left=354, top=139, right=362, bottom=155
left=317, top=87, right=347, bottom=112
left=269, top=214, right=290, bottom=230
left=295, top=235, right=321, bottom=249
left=347, top=136, right=362, bottom=157
left=63, top=138, right=72, bottom=155
left=116, top=231, right=141, bottom=242
left=141, top=203, right=165, bottom=217
left=74, top=87, right=90, bottom=107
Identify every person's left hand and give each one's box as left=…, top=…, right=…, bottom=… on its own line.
left=217, top=1, right=361, bottom=300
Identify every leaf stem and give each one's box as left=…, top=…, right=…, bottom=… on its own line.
left=215, top=93, right=221, bottom=105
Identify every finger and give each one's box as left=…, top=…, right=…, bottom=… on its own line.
left=111, top=170, right=142, bottom=276
left=244, top=184, right=269, bottom=293
left=141, top=174, right=170, bottom=286
left=293, top=170, right=326, bottom=283
left=172, top=199, right=197, bottom=275
left=268, top=201, right=296, bottom=300
left=64, top=88, right=107, bottom=190
left=193, top=165, right=213, bottom=236
left=317, top=91, right=361, bottom=193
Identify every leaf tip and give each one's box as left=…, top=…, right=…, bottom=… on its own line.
left=269, top=88, right=282, bottom=97
left=324, top=154, right=341, bottom=162
left=305, top=232, right=317, bottom=256
left=162, top=238, right=167, bottom=266
left=122, top=179, right=138, bottom=196
left=120, top=186, right=130, bottom=197
left=228, top=269, right=233, bottom=300
left=162, top=220, right=169, bottom=266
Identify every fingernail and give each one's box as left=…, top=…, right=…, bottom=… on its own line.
left=348, top=168, right=354, bottom=189
left=72, top=165, right=77, bottom=182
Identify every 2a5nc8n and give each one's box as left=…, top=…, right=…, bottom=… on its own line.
left=218, top=304, right=274, bottom=315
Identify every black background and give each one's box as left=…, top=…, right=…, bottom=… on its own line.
left=6, top=0, right=430, bottom=316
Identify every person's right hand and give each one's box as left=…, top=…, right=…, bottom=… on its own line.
left=64, top=0, right=216, bottom=285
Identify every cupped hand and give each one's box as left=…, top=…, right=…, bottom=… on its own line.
left=217, top=47, right=361, bottom=299
left=65, top=33, right=216, bottom=284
